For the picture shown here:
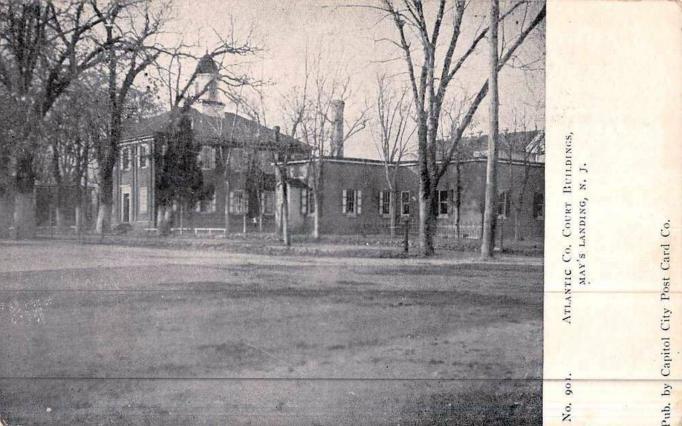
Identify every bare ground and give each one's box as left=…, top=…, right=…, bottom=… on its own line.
left=0, top=240, right=542, bottom=425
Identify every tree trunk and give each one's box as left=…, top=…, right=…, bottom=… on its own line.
left=389, top=191, right=396, bottom=239
left=455, top=160, right=462, bottom=239
left=54, top=185, right=65, bottom=232
left=418, top=183, right=436, bottom=256
left=55, top=205, right=65, bottom=232
left=312, top=191, right=320, bottom=240
left=96, top=169, right=113, bottom=234
left=156, top=205, right=169, bottom=236
left=12, top=154, right=36, bottom=239
left=481, top=0, right=500, bottom=258
left=282, top=180, right=290, bottom=246
left=75, top=205, right=82, bottom=235
left=0, top=191, right=13, bottom=238
left=224, top=180, right=230, bottom=235
left=12, top=191, right=36, bottom=239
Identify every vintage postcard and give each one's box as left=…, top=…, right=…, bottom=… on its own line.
left=0, top=0, right=678, bottom=424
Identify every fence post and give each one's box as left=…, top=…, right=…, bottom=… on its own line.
left=403, top=218, right=409, bottom=253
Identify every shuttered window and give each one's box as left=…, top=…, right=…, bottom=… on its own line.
left=230, top=190, right=247, bottom=215
left=401, top=191, right=411, bottom=216
left=342, top=189, right=362, bottom=216
left=138, top=144, right=148, bottom=168
left=139, top=187, right=148, bottom=213
left=379, top=190, right=391, bottom=216
left=300, top=189, right=308, bottom=215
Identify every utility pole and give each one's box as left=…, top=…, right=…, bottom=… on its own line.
left=481, top=0, right=500, bottom=258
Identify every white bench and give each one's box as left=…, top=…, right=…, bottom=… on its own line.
left=191, top=227, right=226, bottom=237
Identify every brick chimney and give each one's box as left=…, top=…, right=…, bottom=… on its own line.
left=330, top=100, right=344, bottom=158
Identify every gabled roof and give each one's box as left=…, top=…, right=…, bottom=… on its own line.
left=121, top=108, right=308, bottom=153
left=459, top=129, right=544, bottom=155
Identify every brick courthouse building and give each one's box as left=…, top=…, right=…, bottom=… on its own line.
left=278, top=131, right=545, bottom=241
left=112, top=56, right=544, bottom=241
left=112, top=55, right=306, bottom=232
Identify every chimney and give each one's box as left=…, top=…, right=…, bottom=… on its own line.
left=330, top=100, right=344, bottom=158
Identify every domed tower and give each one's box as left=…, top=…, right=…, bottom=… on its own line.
left=193, top=53, right=225, bottom=117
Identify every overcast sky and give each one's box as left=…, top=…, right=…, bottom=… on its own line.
left=168, top=0, right=545, bottom=159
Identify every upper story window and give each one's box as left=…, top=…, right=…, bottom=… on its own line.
left=342, top=189, right=362, bottom=216
left=138, top=144, right=148, bottom=168
left=438, top=190, right=451, bottom=217
left=120, top=147, right=131, bottom=171
left=198, top=146, right=216, bottom=170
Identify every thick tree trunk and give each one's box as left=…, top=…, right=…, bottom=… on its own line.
left=75, top=205, right=82, bottom=235
left=12, top=191, right=36, bottom=239
left=418, top=184, right=436, bottom=256
left=481, top=0, right=500, bottom=258
left=0, top=191, right=12, bottom=238
left=95, top=203, right=111, bottom=235
left=12, top=154, right=36, bottom=239
left=312, top=192, right=320, bottom=240
left=54, top=186, right=65, bottom=232
left=55, top=205, right=65, bottom=232
left=96, top=169, right=114, bottom=234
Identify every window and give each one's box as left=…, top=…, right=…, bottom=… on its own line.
left=230, top=149, right=246, bottom=172
left=138, top=144, right=148, bottom=168
left=438, top=190, right=449, bottom=216
left=301, top=189, right=315, bottom=215
left=379, top=190, right=391, bottom=216
left=139, top=186, right=148, bottom=214
left=342, top=189, right=362, bottom=215
left=195, top=191, right=217, bottom=213
left=401, top=191, right=411, bottom=216
left=198, top=146, right=216, bottom=170
left=497, top=191, right=511, bottom=218
left=300, top=188, right=308, bottom=215
left=533, top=192, right=544, bottom=219
left=120, top=147, right=131, bottom=171
left=229, top=190, right=247, bottom=215
left=308, top=190, right=315, bottom=214
left=262, top=191, right=275, bottom=216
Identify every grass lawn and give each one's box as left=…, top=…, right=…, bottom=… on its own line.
left=0, top=241, right=542, bottom=425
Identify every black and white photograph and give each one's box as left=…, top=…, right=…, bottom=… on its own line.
left=0, top=0, right=546, bottom=424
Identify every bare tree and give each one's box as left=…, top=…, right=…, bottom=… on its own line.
left=0, top=0, right=120, bottom=238
left=503, top=110, right=543, bottom=241
left=377, top=0, right=546, bottom=256
left=481, top=0, right=500, bottom=257
left=371, top=74, right=414, bottom=238
left=281, top=53, right=368, bottom=240
left=90, top=0, right=171, bottom=234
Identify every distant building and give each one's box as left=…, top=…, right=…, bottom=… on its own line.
left=276, top=130, right=545, bottom=241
